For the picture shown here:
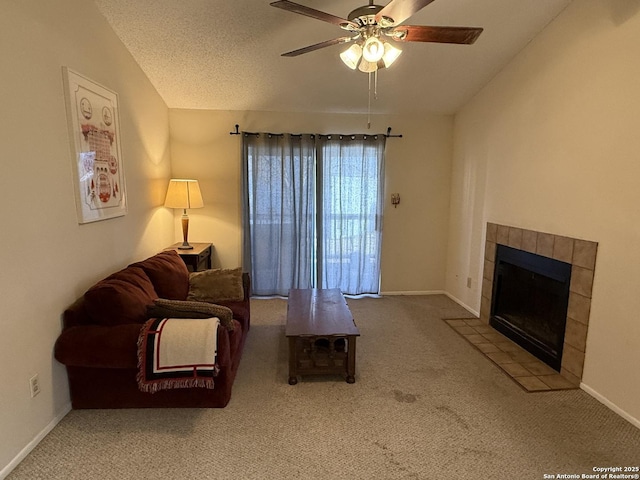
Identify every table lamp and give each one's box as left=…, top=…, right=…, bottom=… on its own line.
left=164, top=178, right=204, bottom=250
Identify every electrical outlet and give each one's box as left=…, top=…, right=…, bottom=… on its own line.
left=466, top=277, right=472, bottom=288
left=29, top=374, right=40, bottom=398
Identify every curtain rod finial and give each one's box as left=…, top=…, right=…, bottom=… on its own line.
left=386, top=127, right=403, bottom=138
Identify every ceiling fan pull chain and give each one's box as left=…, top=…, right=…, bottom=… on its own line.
left=367, top=72, right=372, bottom=129
left=374, top=69, right=378, bottom=100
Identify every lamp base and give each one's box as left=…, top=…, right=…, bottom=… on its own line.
left=179, top=213, right=193, bottom=250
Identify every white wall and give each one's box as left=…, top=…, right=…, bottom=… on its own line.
left=169, top=109, right=453, bottom=294
left=0, top=0, right=173, bottom=475
left=446, top=0, right=640, bottom=423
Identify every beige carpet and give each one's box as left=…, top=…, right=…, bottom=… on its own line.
left=8, top=295, right=640, bottom=479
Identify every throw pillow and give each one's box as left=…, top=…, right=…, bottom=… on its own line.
left=187, top=267, right=244, bottom=304
left=148, top=299, right=235, bottom=331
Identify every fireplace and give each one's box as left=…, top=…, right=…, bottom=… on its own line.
left=480, top=223, right=598, bottom=386
left=490, top=245, right=571, bottom=371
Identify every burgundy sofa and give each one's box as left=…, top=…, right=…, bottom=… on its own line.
left=54, top=250, right=250, bottom=408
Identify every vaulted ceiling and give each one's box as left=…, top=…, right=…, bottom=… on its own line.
left=94, top=0, right=572, bottom=115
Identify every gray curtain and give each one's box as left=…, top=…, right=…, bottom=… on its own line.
left=317, top=134, right=386, bottom=294
left=242, top=133, right=316, bottom=296
left=242, top=132, right=386, bottom=296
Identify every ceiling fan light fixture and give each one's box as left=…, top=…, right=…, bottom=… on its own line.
left=362, top=36, right=385, bottom=62
left=382, top=42, right=402, bottom=68
left=340, top=43, right=362, bottom=70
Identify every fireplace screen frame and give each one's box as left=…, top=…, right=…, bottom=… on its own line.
left=490, top=244, right=572, bottom=371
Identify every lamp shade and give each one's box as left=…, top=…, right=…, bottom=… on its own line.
left=358, top=58, right=378, bottom=73
left=164, top=179, right=204, bottom=209
left=340, top=43, right=362, bottom=70
left=382, top=42, right=402, bottom=68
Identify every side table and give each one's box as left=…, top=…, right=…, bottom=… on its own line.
left=164, top=242, right=212, bottom=272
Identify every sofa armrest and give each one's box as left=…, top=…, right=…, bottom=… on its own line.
left=55, top=324, right=142, bottom=369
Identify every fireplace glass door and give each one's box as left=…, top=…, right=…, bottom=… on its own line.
left=490, top=245, right=571, bottom=371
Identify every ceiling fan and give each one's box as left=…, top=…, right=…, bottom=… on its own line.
left=270, top=0, right=483, bottom=73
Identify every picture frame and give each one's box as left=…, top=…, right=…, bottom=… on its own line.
left=63, top=67, right=127, bottom=224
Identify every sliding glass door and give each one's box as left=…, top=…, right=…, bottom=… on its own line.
left=243, top=133, right=385, bottom=296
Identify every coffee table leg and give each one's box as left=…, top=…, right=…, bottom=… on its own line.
left=346, top=336, right=356, bottom=383
left=288, top=337, right=298, bottom=385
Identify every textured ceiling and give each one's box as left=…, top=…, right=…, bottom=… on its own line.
left=94, top=0, right=572, bottom=115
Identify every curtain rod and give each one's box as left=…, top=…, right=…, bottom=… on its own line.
left=229, top=124, right=402, bottom=138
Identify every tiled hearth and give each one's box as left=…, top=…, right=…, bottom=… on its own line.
left=449, top=223, right=598, bottom=392
left=445, top=318, right=576, bottom=391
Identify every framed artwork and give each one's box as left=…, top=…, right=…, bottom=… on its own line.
left=63, top=67, right=127, bottom=224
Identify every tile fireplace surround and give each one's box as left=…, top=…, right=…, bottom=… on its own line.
left=472, top=223, right=598, bottom=391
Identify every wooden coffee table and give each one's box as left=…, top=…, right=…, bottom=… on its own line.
left=286, top=288, right=360, bottom=385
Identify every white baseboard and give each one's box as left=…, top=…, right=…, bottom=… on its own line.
left=580, top=383, right=640, bottom=430
left=379, top=289, right=447, bottom=296
left=0, top=402, right=72, bottom=480
left=444, top=292, right=480, bottom=318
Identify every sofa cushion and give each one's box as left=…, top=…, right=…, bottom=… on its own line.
left=84, top=267, right=158, bottom=326
left=130, top=250, right=189, bottom=300
left=187, top=268, right=244, bottom=303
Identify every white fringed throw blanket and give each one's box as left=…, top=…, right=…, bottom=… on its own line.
left=137, top=317, right=220, bottom=393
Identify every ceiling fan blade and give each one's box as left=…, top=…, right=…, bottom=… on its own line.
left=270, top=1, right=359, bottom=30
left=281, top=36, right=355, bottom=57
left=375, top=0, right=437, bottom=27
left=393, top=25, right=483, bottom=44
